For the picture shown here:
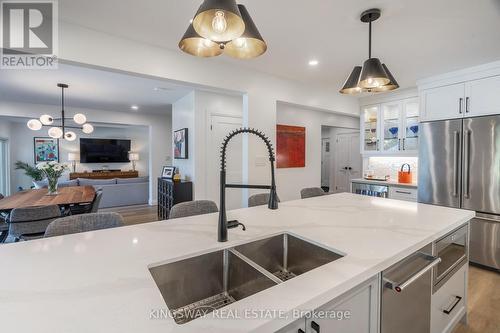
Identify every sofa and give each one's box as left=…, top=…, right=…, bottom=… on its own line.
left=33, top=177, right=149, bottom=208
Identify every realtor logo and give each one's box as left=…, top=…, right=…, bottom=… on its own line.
left=1, top=0, right=58, bottom=69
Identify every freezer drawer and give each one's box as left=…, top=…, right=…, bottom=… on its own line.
left=470, top=215, right=500, bottom=270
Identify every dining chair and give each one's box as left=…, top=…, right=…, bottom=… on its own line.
left=44, top=212, right=124, bottom=238
left=248, top=193, right=281, bottom=207
left=0, top=194, right=7, bottom=243
left=169, top=200, right=218, bottom=219
left=69, top=189, right=103, bottom=215
left=300, top=187, right=326, bottom=199
left=8, top=205, right=61, bottom=241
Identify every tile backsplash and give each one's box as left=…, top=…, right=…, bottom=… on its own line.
left=365, top=157, right=418, bottom=183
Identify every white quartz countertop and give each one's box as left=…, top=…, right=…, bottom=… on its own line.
left=0, top=193, right=473, bottom=333
left=351, top=178, right=418, bottom=188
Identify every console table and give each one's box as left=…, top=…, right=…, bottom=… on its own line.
left=69, top=171, right=138, bottom=180
left=157, top=178, right=193, bottom=220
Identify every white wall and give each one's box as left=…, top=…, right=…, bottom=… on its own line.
left=172, top=90, right=243, bottom=204
left=276, top=103, right=359, bottom=201
left=0, top=101, right=171, bottom=203
left=58, top=22, right=360, bottom=194
left=8, top=122, right=149, bottom=192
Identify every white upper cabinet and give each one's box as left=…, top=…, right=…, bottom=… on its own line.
left=420, top=83, right=465, bottom=121
left=466, top=76, right=500, bottom=117
left=418, top=61, right=500, bottom=122
left=361, top=97, right=419, bottom=155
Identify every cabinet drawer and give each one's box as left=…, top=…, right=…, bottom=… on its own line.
left=431, top=264, right=467, bottom=333
left=389, top=186, right=417, bottom=201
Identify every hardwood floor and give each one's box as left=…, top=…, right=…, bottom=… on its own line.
left=100, top=205, right=159, bottom=226
left=98, top=206, right=500, bottom=333
left=452, top=265, right=500, bottom=333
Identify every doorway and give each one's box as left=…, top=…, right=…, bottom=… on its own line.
left=0, top=138, right=9, bottom=196
left=207, top=114, right=243, bottom=210
left=321, top=126, right=361, bottom=193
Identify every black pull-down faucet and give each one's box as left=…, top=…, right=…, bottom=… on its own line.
left=218, top=128, right=278, bottom=242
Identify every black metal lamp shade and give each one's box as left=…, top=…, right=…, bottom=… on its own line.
left=358, top=57, right=391, bottom=89
left=339, top=66, right=362, bottom=94
left=179, top=24, right=224, bottom=57
left=192, top=0, right=245, bottom=42
left=225, top=5, right=267, bottom=59
left=372, top=64, right=400, bottom=92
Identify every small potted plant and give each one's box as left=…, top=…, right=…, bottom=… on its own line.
left=36, top=161, right=68, bottom=195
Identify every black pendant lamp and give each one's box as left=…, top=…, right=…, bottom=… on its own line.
left=180, top=1, right=266, bottom=59
left=225, top=5, right=267, bottom=59
left=192, top=0, right=245, bottom=42
left=340, top=9, right=398, bottom=94
left=179, top=24, right=224, bottom=57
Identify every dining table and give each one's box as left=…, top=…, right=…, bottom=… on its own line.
left=0, top=186, right=96, bottom=213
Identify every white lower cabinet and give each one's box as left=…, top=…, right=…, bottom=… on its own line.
left=277, top=276, right=379, bottom=333
left=389, top=186, right=417, bottom=202
left=431, top=264, right=467, bottom=333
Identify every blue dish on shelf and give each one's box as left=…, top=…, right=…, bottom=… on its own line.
left=410, top=125, right=419, bottom=134
left=388, top=127, right=398, bottom=136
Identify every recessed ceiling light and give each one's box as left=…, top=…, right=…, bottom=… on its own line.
left=189, top=18, right=193, bottom=24
left=308, top=59, right=319, bottom=66
left=131, top=105, right=139, bottom=110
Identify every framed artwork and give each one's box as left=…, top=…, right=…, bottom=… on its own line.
left=174, top=128, right=189, bottom=159
left=276, top=125, right=306, bottom=168
left=34, top=137, right=59, bottom=163
left=161, top=166, right=176, bottom=179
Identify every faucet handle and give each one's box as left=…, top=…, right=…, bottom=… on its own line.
left=227, top=220, right=246, bottom=231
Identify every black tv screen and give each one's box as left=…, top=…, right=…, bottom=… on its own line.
left=80, top=139, right=131, bottom=163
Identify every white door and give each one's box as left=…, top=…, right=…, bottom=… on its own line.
left=208, top=115, right=243, bottom=210
left=334, top=133, right=361, bottom=193
left=421, top=83, right=465, bottom=121
left=334, top=134, right=350, bottom=193
left=0, top=138, right=8, bottom=196
left=349, top=134, right=362, bottom=183
left=321, top=138, right=330, bottom=188
left=466, top=75, right=500, bottom=117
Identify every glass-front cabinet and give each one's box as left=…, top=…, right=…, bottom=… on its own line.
left=361, top=97, right=419, bottom=155
left=362, top=105, right=380, bottom=152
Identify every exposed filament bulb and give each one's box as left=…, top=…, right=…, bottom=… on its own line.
left=212, top=11, right=227, bottom=34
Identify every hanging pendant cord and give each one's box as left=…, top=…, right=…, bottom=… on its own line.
left=368, top=15, right=372, bottom=59
left=61, top=86, right=65, bottom=136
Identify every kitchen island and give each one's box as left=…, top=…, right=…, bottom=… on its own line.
left=0, top=193, right=474, bottom=333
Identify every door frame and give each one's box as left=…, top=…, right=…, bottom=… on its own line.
left=0, top=137, right=10, bottom=196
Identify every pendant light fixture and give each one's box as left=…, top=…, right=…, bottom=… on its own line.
left=340, top=9, right=399, bottom=94
left=26, top=83, right=94, bottom=140
left=179, top=0, right=267, bottom=59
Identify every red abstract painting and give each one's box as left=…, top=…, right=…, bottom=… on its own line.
left=276, top=125, right=306, bottom=168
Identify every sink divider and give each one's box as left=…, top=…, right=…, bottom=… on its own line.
left=227, top=248, right=284, bottom=285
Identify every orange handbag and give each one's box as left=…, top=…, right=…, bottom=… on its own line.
left=398, top=163, right=413, bottom=184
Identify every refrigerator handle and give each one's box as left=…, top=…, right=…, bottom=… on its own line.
left=459, top=98, right=463, bottom=114
left=463, top=130, right=471, bottom=199
left=452, top=131, right=460, bottom=197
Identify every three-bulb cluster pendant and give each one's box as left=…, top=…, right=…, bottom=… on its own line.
left=179, top=0, right=267, bottom=59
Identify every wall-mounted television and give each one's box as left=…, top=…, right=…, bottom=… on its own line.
left=80, top=139, right=131, bottom=163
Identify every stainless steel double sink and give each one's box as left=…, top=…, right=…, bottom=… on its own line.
left=148, top=233, right=344, bottom=324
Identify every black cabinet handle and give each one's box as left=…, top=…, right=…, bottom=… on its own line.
left=443, top=296, right=462, bottom=314
left=298, top=329, right=305, bottom=333
left=311, top=321, right=320, bottom=333
left=348, top=167, right=352, bottom=170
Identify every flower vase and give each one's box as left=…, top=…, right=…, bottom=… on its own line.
left=47, top=177, right=59, bottom=195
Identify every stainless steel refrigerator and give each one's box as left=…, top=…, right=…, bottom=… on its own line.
left=418, top=115, right=500, bottom=270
